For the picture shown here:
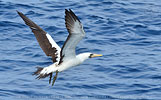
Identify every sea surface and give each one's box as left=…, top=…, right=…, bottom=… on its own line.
left=0, top=0, right=161, bottom=100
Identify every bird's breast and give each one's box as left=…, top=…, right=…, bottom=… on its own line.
left=57, top=58, right=81, bottom=72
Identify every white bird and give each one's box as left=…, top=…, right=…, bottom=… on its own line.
left=17, top=9, right=102, bottom=86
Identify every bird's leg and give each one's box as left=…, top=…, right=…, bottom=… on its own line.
left=52, top=70, right=59, bottom=86
left=49, top=73, right=53, bottom=84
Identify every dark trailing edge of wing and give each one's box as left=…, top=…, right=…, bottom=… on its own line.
left=17, top=11, right=58, bottom=63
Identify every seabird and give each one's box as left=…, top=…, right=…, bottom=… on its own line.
left=17, top=9, right=102, bottom=86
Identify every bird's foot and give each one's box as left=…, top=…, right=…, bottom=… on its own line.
left=52, top=70, right=59, bottom=86
left=49, top=73, right=53, bottom=84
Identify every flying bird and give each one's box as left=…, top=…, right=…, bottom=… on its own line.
left=17, top=9, right=102, bottom=86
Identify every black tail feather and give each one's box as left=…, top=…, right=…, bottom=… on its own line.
left=32, top=67, right=58, bottom=86
left=33, top=67, right=51, bottom=79
left=32, top=67, right=43, bottom=75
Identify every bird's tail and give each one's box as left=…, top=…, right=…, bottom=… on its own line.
left=32, top=67, right=51, bottom=79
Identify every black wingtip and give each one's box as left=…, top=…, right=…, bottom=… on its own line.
left=16, top=10, right=19, bottom=13
left=65, top=8, right=80, bottom=23
left=65, top=9, right=73, bottom=13
left=65, top=9, right=69, bottom=14
left=69, top=9, right=72, bottom=12
left=16, top=10, right=27, bottom=21
left=16, top=10, right=23, bottom=16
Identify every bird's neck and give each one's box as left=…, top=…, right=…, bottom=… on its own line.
left=76, top=53, right=89, bottom=63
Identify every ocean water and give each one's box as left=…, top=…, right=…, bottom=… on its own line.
left=0, top=0, right=161, bottom=100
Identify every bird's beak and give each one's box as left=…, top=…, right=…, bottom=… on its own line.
left=91, top=54, right=103, bottom=58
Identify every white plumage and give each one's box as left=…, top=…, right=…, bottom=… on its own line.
left=46, top=33, right=61, bottom=63
left=17, top=9, right=102, bottom=86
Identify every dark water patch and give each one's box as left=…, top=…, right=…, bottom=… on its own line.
left=3, top=12, right=17, bottom=19
left=0, top=10, right=5, bottom=15
left=131, top=2, right=146, bottom=5
left=77, top=47, right=89, bottom=53
left=149, top=75, right=161, bottom=80
left=116, top=89, right=149, bottom=96
left=134, top=71, right=161, bottom=80
left=0, top=88, right=50, bottom=97
left=58, top=77, right=65, bottom=81
left=76, top=4, right=86, bottom=9
left=47, top=2, right=68, bottom=9
left=129, top=84, right=150, bottom=89
left=11, top=33, right=34, bottom=40
left=40, top=8, right=58, bottom=12
left=107, top=18, right=123, bottom=26
left=32, top=53, right=43, bottom=58
left=99, top=25, right=114, bottom=32
left=86, top=39, right=106, bottom=45
left=133, top=24, right=147, bottom=29
left=94, top=19, right=106, bottom=25
left=119, top=8, right=138, bottom=15
left=72, top=94, right=116, bottom=99
left=56, top=41, right=64, bottom=47
left=102, top=1, right=113, bottom=5
left=129, top=40, right=161, bottom=47
left=15, top=3, right=35, bottom=9
left=0, top=21, right=25, bottom=28
left=140, top=29, right=161, bottom=36
left=0, top=89, right=14, bottom=97
left=114, top=67, right=141, bottom=75
left=129, top=41, right=154, bottom=46
left=88, top=3, right=100, bottom=7
left=56, top=31, right=66, bottom=35
left=66, top=83, right=124, bottom=90
left=149, top=87, right=161, bottom=91
left=44, top=26, right=59, bottom=33
left=108, top=38, right=128, bottom=43
left=25, top=10, right=44, bottom=17
left=65, top=83, right=94, bottom=89
left=47, top=16, right=60, bottom=20
left=0, top=65, right=12, bottom=71
left=17, top=47, right=34, bottom=52
left=110, top=64, right=151, bottom=79
left=94, top=66, right=115, bottom=73
left=0, top=2, right=15, bottom=9
left=90, top=48, right=102, bottom=52
left=1, top=59, right=17, bottom=64
left=88, top=15, right=104, bottom=20
left=152, top=22, right=161, bottom=26
left=43, top=1, right=52, bottom=5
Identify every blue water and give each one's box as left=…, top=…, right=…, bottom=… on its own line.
left=1, top=0, right=161, bottom=99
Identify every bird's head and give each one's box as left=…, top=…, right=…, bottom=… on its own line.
left=77, top=52, right=103, bottom=63
left=89, top=53, right=103, bottom=58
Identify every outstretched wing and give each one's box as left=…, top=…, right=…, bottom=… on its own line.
left=17, top=11, right=61, bottom=63
left=59, top=9, right=85, bottom=64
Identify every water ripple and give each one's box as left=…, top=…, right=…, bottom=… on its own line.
left=1, top=0, right=161, bottom=100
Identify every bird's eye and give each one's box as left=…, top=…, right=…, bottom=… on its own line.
left=89, top=54, right=93, bottom=58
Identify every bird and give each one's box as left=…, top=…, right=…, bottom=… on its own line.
left=17, top=9, right=102, bottom=86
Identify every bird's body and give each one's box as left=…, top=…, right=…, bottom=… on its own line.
left=41, top=52, right=91, bottom=74
left=17, top=9, right=102, bottom=86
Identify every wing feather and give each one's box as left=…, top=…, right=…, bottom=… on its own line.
left=17, top=11, right=61, bottom=62
left=59, top=9, right=85, bottom=64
